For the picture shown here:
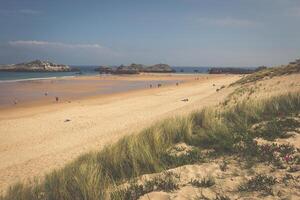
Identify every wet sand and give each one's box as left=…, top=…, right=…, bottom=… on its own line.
left=0, top=73, right=240, bottom=194
left=0, top=74, right=187, bottom=108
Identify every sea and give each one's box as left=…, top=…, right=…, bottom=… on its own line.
left=0, top=66, right=255, bottom=82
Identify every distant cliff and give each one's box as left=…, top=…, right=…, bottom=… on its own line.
left=95, top=63, right=175, bottom=74
left=0, top=60, right=73, bottom=72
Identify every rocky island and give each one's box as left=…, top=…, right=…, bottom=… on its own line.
left=142, top=64, right=175, bottom=73
left=95, top=63, right=175, bottom=74
left=0, top=60, right=73, bottom=72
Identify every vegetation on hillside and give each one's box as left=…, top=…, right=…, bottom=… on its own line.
left=232, top=63, right=300, bottom=85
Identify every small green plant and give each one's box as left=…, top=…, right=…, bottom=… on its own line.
left=190, top=176, right=215, bottom=188
left=150, top=171, right=180, bottom=192
left=161, top=148, right=203, bottom=167
left=257, top=143, right=296, bottom=165
left=219, top=159, right=228, bottom=172
left=251, top=117, right=300, bottom=140
left=215, top=193, right=231, bottom=200
left=111, top=171, right=179, bottom=200
left=282, top=173, right=295, bottom=186
left=239, top=174, right=277, bottom=194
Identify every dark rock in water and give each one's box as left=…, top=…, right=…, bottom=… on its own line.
left=95, top=66, right=114, bottom=74
left=0, top=60, right=72, bottom=72
left=95, top=63, right=176, bottom=74
left=114, top=64, right=140, bottom=74
left=142, top=64, right=175, bottom=73
left=128, top=63, right=145, bottom=71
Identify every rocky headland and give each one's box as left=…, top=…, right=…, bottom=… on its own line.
left=0, top=60, right=73, bottom=72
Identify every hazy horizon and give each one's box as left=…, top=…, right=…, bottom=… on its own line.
left=0, top=0, right=300, bottom=66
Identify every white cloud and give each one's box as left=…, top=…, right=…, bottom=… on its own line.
left=7, top=40, right=122, bottom=64
left=9, top=40, right=103, bottom=49
left=19, top=9, right=41, bottom=15
left=197, top=17, right=258, bottom=27
left=0, top=9, right=41, bottom=16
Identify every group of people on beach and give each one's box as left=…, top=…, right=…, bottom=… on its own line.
left=12, top=81, right=182, bottom=106
left=12, top=92, right=60, bottom=105
left=149, top=82, right=179, bottom=88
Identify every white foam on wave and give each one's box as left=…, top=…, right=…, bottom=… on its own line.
left=0, top=76, right=77, bottom=83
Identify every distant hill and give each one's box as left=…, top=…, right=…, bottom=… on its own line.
left=0, top=60, right=73, bottom=72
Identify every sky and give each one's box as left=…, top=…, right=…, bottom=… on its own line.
left=0, top=0, right=299, bottom=66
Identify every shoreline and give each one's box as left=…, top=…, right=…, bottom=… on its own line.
left=0, top=71, right=210, bottom=83
left=0, top=75, right=77, bottom=83
left=0, top=74, right=240, bottom=193
left=0, top=73, right=216, bottom=111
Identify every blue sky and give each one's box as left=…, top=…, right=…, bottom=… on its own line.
left=0, top=0, right=299, bottom=66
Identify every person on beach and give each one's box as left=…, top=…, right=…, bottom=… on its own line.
left=55, top=97, right=59, bottom=102
left=45, top=92, right=48, bottom=96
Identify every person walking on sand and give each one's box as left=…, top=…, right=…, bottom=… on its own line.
left=55, top=97, right=59, bottom=102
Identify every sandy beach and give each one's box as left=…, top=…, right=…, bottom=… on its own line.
left=0, top=74, right=240, bottom=193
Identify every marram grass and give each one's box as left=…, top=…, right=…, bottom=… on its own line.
left=1, top=92, right=300, bottom=200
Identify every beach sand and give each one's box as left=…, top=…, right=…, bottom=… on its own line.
left=0, top=74, right=240, bottom=193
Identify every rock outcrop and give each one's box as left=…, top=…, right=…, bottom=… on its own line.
left=128, top=63, right=146, bottom=71
left=114, top=64, right=140, bottom=74
left=142, top=64, right=175, bottom=73
left=0, top=60, right=72, bottom=72
left=94, top=66, right=114, bottom=74
left=95, top=63, right=175, bottom=74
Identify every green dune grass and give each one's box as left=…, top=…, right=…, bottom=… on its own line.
left=232, top=63, right=300, bottom=85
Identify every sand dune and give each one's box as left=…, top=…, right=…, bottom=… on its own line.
left=0, top=74, right=239, bottom=193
